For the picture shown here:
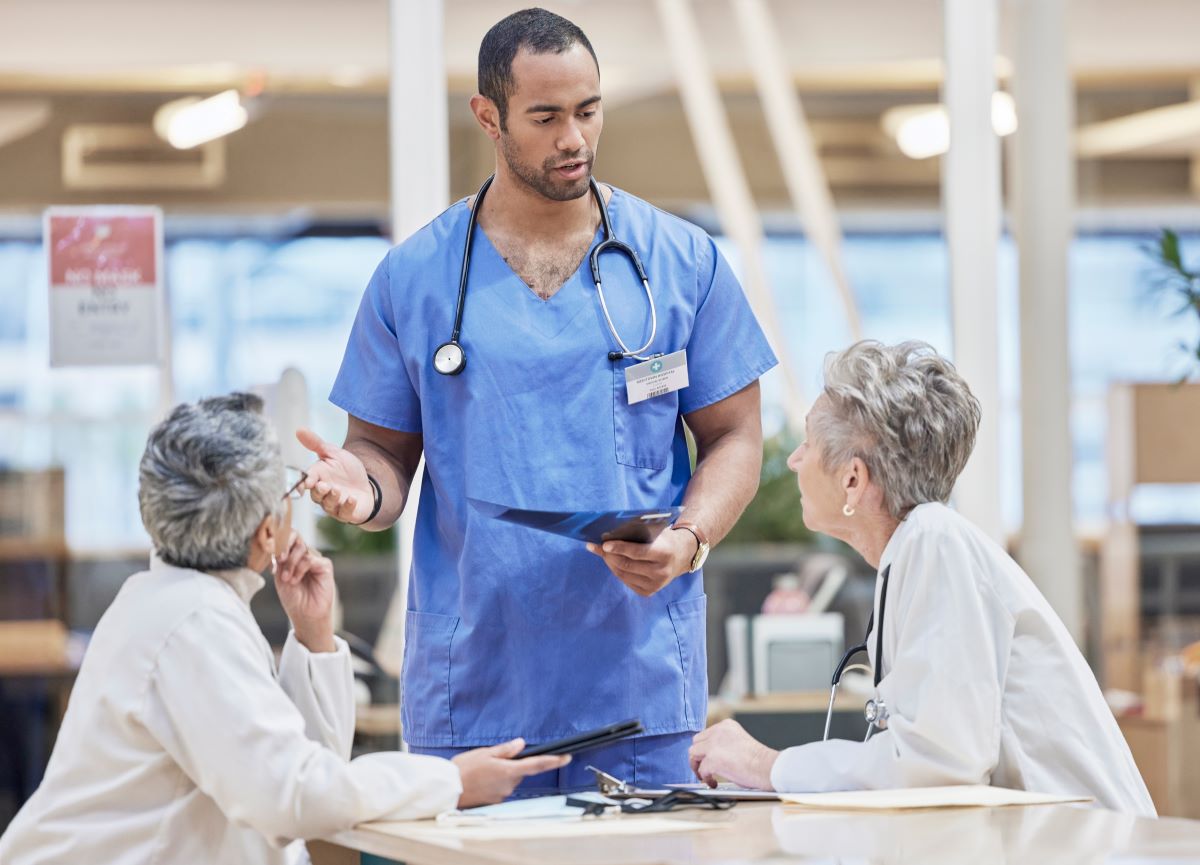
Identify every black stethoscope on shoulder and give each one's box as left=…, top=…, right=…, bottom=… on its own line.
left=432, top=174, right=661, bottom=375
left=823, top=564, right=891, bottom=742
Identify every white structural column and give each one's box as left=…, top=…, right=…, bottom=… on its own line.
left=655, top=0, right=807, bottom=427
left=375, top=0, right=448, bottom=686
left=1009, top=0, right=1081, bottom=640
left=389, top=0, right=448, bottom=239
left=942, top=0, right=1004, bottom=544
left=730, top=0, right=862, bottom=342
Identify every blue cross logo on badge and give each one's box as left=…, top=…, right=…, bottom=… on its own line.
left=651, top=359, right=663, bottom=373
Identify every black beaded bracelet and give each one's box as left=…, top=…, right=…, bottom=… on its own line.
left=355, top=474, right=383, bottom=526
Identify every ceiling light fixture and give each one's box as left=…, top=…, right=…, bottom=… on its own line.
left=882, top=92, right=1017, bottom=160
left=153, top=89, right=248, bottom=150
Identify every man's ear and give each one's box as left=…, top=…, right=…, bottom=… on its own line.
left=469, top=94, right=502, bottom=141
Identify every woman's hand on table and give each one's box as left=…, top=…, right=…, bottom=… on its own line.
left=452, top=739, right=571, bottom=808
left=689, top=719, right=780, bottom=790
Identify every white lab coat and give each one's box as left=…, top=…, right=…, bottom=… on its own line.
left=770, top=503, right=1155, bottom=817
left=0, top=557, right=461, bottom=865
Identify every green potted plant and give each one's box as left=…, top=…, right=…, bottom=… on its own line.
left=722, top=432, right=813, bottom=544
left=1145, top=228, right=1200, bottom=379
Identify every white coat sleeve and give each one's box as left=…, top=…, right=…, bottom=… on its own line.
left=138, top=607, right=462, bottom=844
left=276, top=631, right=354, bottom=758
left=770, top=526, right=1014, bottom=792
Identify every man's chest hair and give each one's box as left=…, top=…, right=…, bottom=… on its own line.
left=491, top=229, right=596, bottom=300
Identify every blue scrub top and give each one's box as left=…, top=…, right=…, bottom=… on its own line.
left=330, top=186, right=777, bottom=748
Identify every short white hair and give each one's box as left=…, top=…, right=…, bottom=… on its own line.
left=138, top=393, right=285, bottom=571
left=810, top=340, right=981, bottom=519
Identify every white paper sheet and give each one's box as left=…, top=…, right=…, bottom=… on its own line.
left=778, top=785, right=1092, bottom=811
left=366, top=816, right=724, bottom=842
left=446, top=795, right=593, bottom=822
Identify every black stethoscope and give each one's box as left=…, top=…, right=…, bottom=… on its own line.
left=432, top=174, right=661, bottom=376
left=823, top=564, right=891, bottom=742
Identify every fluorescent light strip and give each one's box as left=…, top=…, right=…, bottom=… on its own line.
left=153, top=89, right=248, bottom=150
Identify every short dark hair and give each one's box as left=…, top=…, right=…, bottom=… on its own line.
left=478, top=7, right=599, bottom=131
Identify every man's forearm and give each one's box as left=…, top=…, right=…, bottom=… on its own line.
left=679, top=425, right=763, bottom=548
left=343, top=438, right=415, bottom=531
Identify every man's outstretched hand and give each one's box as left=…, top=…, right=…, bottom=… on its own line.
left=297, top=428, right=374, bottom=525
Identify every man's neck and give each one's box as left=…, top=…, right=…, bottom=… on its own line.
left=479, top=167, right=597, bottom=239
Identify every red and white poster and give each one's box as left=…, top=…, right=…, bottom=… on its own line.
left=45, top=206, right=164, bottom=367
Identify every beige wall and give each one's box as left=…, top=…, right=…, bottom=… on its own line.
left=0, top=87, right=1193, bottom=221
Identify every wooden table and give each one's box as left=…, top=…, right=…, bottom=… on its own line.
left=0, top=620, right=79, bottom=816
left=312, top=800, right=1200, bottom=865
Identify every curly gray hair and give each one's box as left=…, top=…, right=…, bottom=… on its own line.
left=809, top=340, right=981, bottom=520
left=138, top=392, right=285, bottom=571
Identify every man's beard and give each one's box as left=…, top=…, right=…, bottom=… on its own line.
left=500, top=135, right=593, bottom=202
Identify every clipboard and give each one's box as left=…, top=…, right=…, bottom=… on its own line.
left=664, top=783, right=781, bottom=801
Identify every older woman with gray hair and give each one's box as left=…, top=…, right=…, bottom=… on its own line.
left=0, top=393, right=566, bottom=865
left=689, top=341, right=1154, bottom=816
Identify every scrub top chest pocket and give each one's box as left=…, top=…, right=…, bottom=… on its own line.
left=613, top=365, right=681, bottom=470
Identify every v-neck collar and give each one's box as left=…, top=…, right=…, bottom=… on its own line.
left=469, top=185, right=616, bottom=305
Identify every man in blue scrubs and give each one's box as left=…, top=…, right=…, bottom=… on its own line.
left=302, top=7, right=777, bottom=793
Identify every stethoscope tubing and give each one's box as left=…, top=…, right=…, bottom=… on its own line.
left=449, top=174, right=493, bottom=345
left=437, top=174, right=659, bottom=374
left=823, top=564, right=892, bottom=742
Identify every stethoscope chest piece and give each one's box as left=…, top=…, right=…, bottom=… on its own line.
left=864, top=698, right=888, bottom=730
left=434, top=341, right=466, bottom=376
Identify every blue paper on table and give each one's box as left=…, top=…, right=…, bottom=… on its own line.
left=469, top=499, right=685, bottom=545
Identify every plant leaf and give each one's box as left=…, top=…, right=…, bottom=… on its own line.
left=1160, top=228, right=1182, bottom=269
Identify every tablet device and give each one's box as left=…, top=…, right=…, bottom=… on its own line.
left=469, top=499, right=685, bottom=545
left=516, top=719, right=644, bottom=758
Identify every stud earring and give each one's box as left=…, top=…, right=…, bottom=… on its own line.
left=270, top=554, right=278, bottom=574
left=842, top=503, right=855, bottom=517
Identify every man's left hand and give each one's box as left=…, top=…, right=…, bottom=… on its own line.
left=586, top=526, right=697, bottom=597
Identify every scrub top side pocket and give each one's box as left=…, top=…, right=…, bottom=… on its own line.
left=613, top=367, right=680, bottom=470
left=400, top=610, right=459, bottom=745
left=667, top=594, right=708, bottom=730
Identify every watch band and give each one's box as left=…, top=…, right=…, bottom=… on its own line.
left=671, top=520, right=710, bottom=572
left=354, top=474, right=383, bottom=526
left=671, top=520, right=709, bottom=549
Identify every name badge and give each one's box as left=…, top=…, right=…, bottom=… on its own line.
left=625, top=350, right=688, bottom=405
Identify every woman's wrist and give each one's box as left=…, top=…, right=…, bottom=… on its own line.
left=293, top=622, right=337, bottom=654
left=754, top=743, right=781, bottom=790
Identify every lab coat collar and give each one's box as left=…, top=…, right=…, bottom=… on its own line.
left=149, top=552, right=266, bottom=605
left=877, top=502, right=929, bottom=574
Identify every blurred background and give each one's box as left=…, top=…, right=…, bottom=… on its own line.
left=2, top=0, right=1200, bottom=826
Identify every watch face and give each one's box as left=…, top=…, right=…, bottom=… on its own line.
left=692, top=543, right=710, bottom=572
